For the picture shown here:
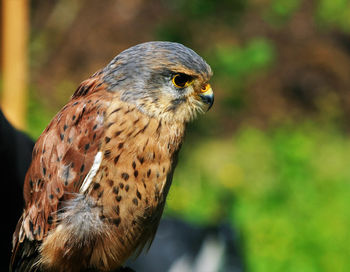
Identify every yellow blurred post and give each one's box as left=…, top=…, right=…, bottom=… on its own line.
left=1, top=0, right=29, bottom=130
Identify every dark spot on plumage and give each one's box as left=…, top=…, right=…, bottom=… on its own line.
left=156, top=120, right=162, bottom=135
left=147, top=169, right=151, bottom=177
left=93, top=124, right=98, bottom=130
left=132, top=198, right=138, bottom=206
left=119, top=237, right=125, bottom=245
left=71, top=162, right=75, bottom=168
left=49, top=173, right=52, bottom=179
left=110, top=107, right=121, bottom=115
left=107, top=122, right=114, bottom=128
left=59, top=133, right=64, bottom=141
left=115, top=205, right=120, bottom=215
left=98, top=190, right=104, bottom=198
left=84, top=143, right=90, bottom=151
left=49, top=194, right=54, bottom=200
left=134, top=122, right=149, bottom=137
left=132, top=161, right=136, bottom=169
left=63, top=124, right=68, bottom=131
left=118, top=143, right=124, bottom=149
left=116, top=196, right=122, bottom=202
left=153, top=152, right=156, bottom=160
left=125, top=185, right=129, bottom=192
left=163, top=167, right=166, bottom=173
left=29, top=220, right=34, bottom=233
left=42, top=167, right=46, bottom=176
left=157, top=172, right=160, bottom=178
left=121, top=172, right=129, bottom=181
left=72, top=115, right=76, bottom=121
left=115, top=130, right=123, bottom=137
left=134, top=170, right=138, bottom=178
left=93, top=133, right=97, bottom=141
left=105, top=136, right=111, bottom=143
left=107, top=179, right=114, bottom=187
left=38, top=226, right=41, bottom=236
left=119, top=182, right=124, bottom=189
left=88, top=99, right=91, bottom=103
left=143, top=139, right=149, bottom=151
left=137, top=156, right=144, bottom=164
left=104, top=150, right=111, bottom=158
left=47, top=216, right=53, bottom=225
left=113, top=187, right=119, bottom=194
left=56, top=187, right=60, bottom=193
left=68, top=137, right=72, bottom=143
left=133, top=118, right=140, bottom=125
left=73, top=102, right=79, bottom=106
left=93, top=182, right=101, bottom=190
left=74, top=106, right=86, bottom=125
left=99, top=214, right=106, bottom=221
left=114, top=154, right=120, bottom=164
left=132, top=220, right=137, bottom=226
left=124, top=108, right=134, bottom=114
left=145, top=197, right=149, bottom=205
left=85, top=129, right=88, bottom=134
left=136, top=190, right=142, bottom=200
left=29, top=179, right=33, bottom=189
left=143, top=180, right=147, bottom=188
left=80, top=164, right=85, bottom=173
left=42, top=148, right=45, bottom=154
left=65, top=181, right=68, bottom=186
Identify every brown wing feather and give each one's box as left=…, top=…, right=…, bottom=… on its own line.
left=11, top=72, right=114, bottom=269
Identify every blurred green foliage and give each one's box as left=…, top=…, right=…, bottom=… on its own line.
left=213, top=39, right=275, bottom=78
left=316, top=0, right=350, bottom=32
left=27, top=88, right=55, bottom=139
left=265, top=0, right=301, bottom=25
left=167, top=123, right=350, bottom=271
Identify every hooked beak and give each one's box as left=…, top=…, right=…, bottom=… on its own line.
left=199, top=84, right=214, bottom=111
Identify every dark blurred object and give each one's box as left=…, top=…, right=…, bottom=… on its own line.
left=0, top=109, right=34, bottom=270
left=128, top=218, right=243, bottom=272
left=1, top=110, right=242, bottom=271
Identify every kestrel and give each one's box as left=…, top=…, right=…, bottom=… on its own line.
left=10, top=41, right=213, bottom=272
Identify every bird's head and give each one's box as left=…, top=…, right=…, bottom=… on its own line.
left=102, top=41, right=213, bottom=123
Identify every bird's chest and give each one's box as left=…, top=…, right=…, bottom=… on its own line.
left=82, top=104, right=184, bottom=266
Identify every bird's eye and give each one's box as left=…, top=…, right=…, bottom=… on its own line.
left=172, top=74, right=193, bottom=88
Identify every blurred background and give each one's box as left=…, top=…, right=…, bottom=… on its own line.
left=1, top=0, right=350, bottom=271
